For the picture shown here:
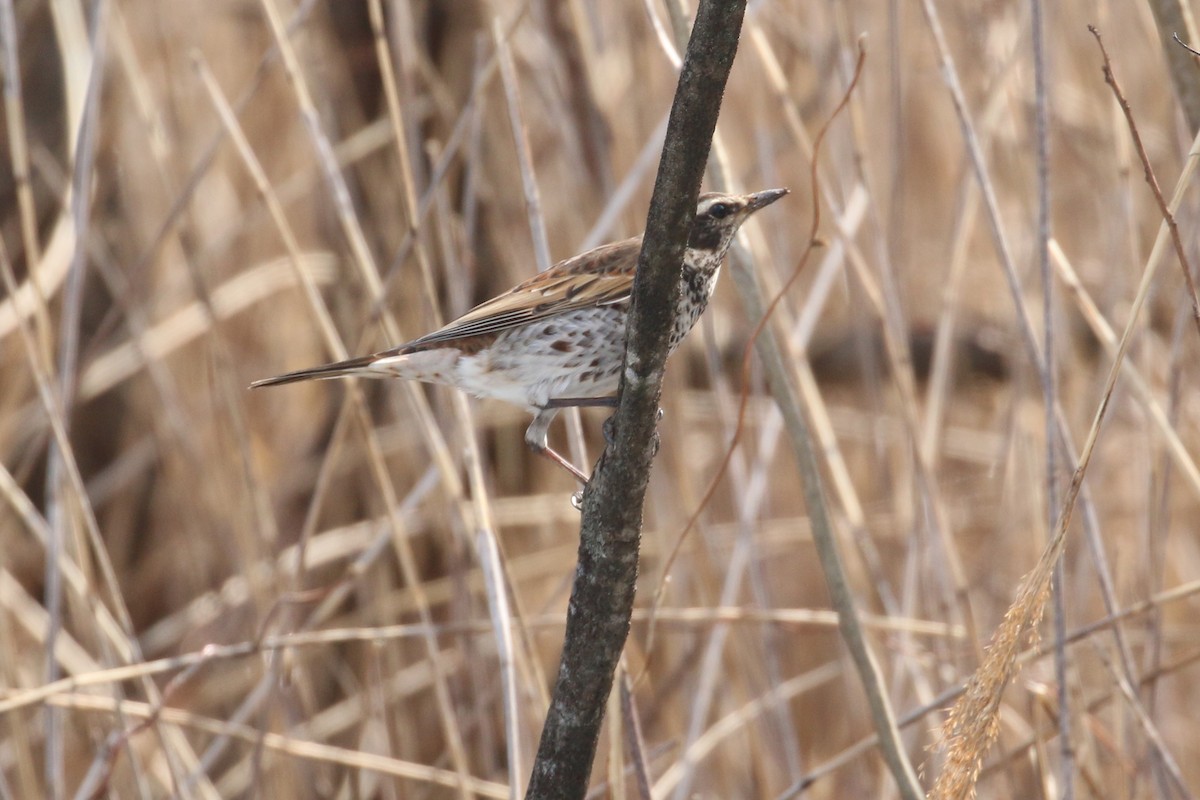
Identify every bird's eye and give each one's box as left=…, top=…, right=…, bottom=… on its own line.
left=707, top=203, right=733, bottom=219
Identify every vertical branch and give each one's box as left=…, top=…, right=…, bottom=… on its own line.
left=1030, top=0, right=1073, bottom=796
left=1146, top=0, right=1200, bottom=132
left=44, top=2, right=109, bottom=796
left=493, top=19, right=552, bottom=273
left=1094, top=29, right=1200, bottom=341
left=0, top=0, right=42, bottom=297
left=525, top=2, right=749, bottom=796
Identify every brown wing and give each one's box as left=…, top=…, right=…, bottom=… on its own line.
left=401, top=237, right=641, bottom=350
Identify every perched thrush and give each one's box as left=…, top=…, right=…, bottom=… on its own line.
left=252, top=188, right=788, bottom=481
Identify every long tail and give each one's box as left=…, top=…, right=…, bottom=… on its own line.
left=249, top=354, right=380, bottom=389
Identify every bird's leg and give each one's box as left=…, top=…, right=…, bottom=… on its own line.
left=526, top=407, right=589, bottom=484
left=536, top=445, right=589, bottom=485
left=534, top=397, right=659, bottom=478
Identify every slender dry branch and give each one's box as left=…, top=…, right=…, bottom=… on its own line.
left=525, top=2, right=749, bottom=796
left=620, top=668, right=653, bottom=800
left=1147, top=0, right=1200, bottom=131
left=1091, top=26, right=1200, bottom=343
left=45, top=3, right=111, bottom=793
left=699, top=34, right=926, bottom=800
left=1030, top=3, right=1075, bottom=797
left=645, top=40, right=863, bottom=637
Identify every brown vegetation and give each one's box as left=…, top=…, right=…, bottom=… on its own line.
left=2, top=0, right=1198, bottom=797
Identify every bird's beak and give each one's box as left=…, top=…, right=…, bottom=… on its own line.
left=744, top=187, right=789, bottom=212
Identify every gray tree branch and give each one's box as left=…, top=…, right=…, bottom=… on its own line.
left=524, top=2, right=749, bottom=797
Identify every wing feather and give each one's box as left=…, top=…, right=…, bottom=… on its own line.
left=402, top=237, right=641, bottom=350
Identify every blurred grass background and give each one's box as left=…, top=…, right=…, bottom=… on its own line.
left=2, top=0, right=1200, bottom=797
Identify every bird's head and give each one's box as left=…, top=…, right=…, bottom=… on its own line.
left=687, top=187, right=789, bottom=254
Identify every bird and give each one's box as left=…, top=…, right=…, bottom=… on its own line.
left=251, top=187, right=788, bottom=482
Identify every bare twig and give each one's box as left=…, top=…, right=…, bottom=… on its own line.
left=1030, top=2, right=1074, bottom=796
left=642, top=39, right=864, bottom=671
left=44, top=3, right=110, bottom=793
left=1176, top=30, right=1200, bottom=57
left=642, top=45, right=875, bottom=800
left=619, top=668, right=653, bottom=800
left=703, top=33, right=926, bottom=800
left=493, top=18, right=551, bottom=273
left=0, top=0, right=42, bottom=290
left=1147, top=0, right=1200, bottom=130
left=1092, top=26, right=1200, bottom=343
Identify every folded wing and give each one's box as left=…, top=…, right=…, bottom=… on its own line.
left=403, top=237, right=641, bottom=350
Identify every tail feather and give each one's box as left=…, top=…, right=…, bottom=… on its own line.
left=249, top=354, right=379, bottom=389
